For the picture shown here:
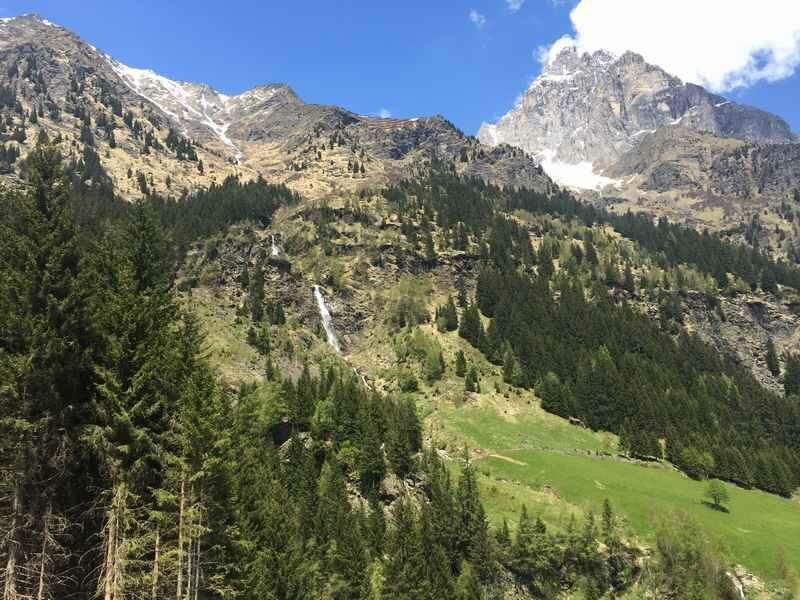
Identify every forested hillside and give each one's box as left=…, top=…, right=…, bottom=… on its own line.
left=1, top=143, right=798, bottom=599
left=382, top=172, right=800, bottom=496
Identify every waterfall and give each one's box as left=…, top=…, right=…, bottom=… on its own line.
left=271, top=234, right=279, bottom=257
left=313, top=285, right=341, bottom=353
left=726, top=572, right=746, bottom=600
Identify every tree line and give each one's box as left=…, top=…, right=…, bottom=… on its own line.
left=383, top=170, right=800, bottom=497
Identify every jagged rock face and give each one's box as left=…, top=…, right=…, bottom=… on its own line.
left=679, top=291, right=800, bottom=394
left=478, top=46, right=795, bottom=185
left=0, top=14, right=551, bottom=199
left=710, top=143, right=800, bottom=199
left=608, top=124, right=800, bottom=202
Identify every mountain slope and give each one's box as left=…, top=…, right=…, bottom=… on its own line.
left=478, top=46, right=795, bottom=182
left=479, top=45, right=800, bottom=261
left=0, top=13, right=551, bottom=199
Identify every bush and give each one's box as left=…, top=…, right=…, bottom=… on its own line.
left=651, top=512, right=737, bottom=599
left=398, top=371, right=419, bottom=392
left=382, top=277, right=431, bottom=327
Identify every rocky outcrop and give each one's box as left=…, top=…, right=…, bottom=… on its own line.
left=710, top=143, right=800, bottom=199
left=675, top=292, right=800, bottom=393
left=478, top=46, right=794, bottom=190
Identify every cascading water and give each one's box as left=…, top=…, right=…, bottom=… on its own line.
left=271, top=234, right=279, bottom=257
left=313, top=285, right=341, bottom=353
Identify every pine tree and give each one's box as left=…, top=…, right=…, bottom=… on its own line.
left=382, top=497, right=426, bottom=599
left=456, top=275, right=468, bottom=307
left=248, top=259, right=265, bottom=322
left=502, top=346, right=522, bottom=387
left=358, top=397, right=386, bottom=491
left=761, top=267, right=778, bottom=294
left=465, top=367, right=479, bottom=393
left=0, top=143, right=97, bottom=599
left=456, top=452, right=497, bottom=583
left=271, top=302, right=286, bottom=325
left=436, top=295, right=459, bottom=332
left=784, top=354, right=800, bottom=397
left=622, top=264, right=636, bottom=294
left=766, top=338, right=780, bottom=376
left=365, top=490, right=386, bottom=557
left=454, top=561, right=483, bottom=600
left=455, top=350, right=467, bottom=377
left=458, top=302, right=484, bottom=349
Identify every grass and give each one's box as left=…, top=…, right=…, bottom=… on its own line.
left=476, top=449, right=800, bottom=581
left=188, top=287, right=263, bottom=384
left=406, top=327, right=800, bottom=583
left=433, top=403, right=614, bottom=455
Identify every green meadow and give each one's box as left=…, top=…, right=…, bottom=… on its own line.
left=427, top=385, right=800, bottom=582
left=475, top=443, right=800, bottom=581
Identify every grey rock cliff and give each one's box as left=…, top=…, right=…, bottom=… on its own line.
left=478, top=47, right=795, bottom=173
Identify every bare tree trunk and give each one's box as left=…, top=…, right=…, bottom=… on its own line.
left=185, top=485, right=192, bottom=600
left=36, top=505, right=50, bottom=600
left=176, top=476, right=185, bottom=600
left=192, top=510, right=201, bottom=600
left=3, top=481, right=22, bottom=600
left=103, top=483, right=125, bottom=600
left=151, top=528, right=159, bottom=600
left=103, top=496, right=116, bottom=600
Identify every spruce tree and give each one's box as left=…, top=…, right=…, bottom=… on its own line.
left=784, top=354, right=800, bottom=397
left=766, top=338, right=780, bottom=376
left=455, top=350, right=467, bottom=377
left=454, top=561, right=483, bottom=600
left=465, top=367, right=479, bottom=393
left=248, top=259, right=265, bottom=322
left=382, top=497, right=426, bottom=599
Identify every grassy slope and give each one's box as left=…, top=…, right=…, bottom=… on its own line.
left=399, top=325, right=800, bottom=583
left=188, top=210, right=800, bottom=587
left=480, top=450, right=800, bottom=581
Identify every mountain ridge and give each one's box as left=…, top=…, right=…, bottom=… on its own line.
left=0, top=13, right=551, bottom=199
left=478, top=46, right=796, bottom=189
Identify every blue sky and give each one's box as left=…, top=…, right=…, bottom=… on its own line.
left=6, top=0, right=800, bottom=135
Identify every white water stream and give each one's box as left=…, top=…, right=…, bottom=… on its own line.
left=313, top=285, right=341, bottom=353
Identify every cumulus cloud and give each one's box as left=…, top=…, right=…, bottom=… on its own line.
left=536, top=35, right=576, bottom=66
left=469, top=9, right=486, bottom=29
left=506, top=0, right=525, bottom=12
left=538, top=0, right=800, bottom=92
left=379, top=108, right=392, bottom=118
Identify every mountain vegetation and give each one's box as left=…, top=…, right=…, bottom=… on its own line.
left=2, top=141, right=798, bottom=598
left=1, top=15, right=799, bottom=600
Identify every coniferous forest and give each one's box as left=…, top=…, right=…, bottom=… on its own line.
left=1, top=144, right=795, bottom=599
left=386, top=170, right=800, bottom=497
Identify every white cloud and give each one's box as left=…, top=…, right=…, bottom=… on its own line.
left=469, top=9, right=486, bottom=29
left=379, top=108, right=392, bottom=118
left=506, top=0, right=525, bottom=11
left=538, top=0, right=800, bottom=92
left=536, top=34, right=576, bottom=66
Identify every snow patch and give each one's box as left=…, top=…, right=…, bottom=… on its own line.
left=106, top=55, right=243, bottom=159
left=714, top=100, right=731, bottom=108
left=631, top=128, right=656, bottom=138
left=537, top=149, right=618, bottom=191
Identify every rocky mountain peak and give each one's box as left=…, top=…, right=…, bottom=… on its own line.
left=479, top=47, right=795, bottom=190
left=541, top=46, right=616, bottom=80
left=0, top=13, right=552, bottom=200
